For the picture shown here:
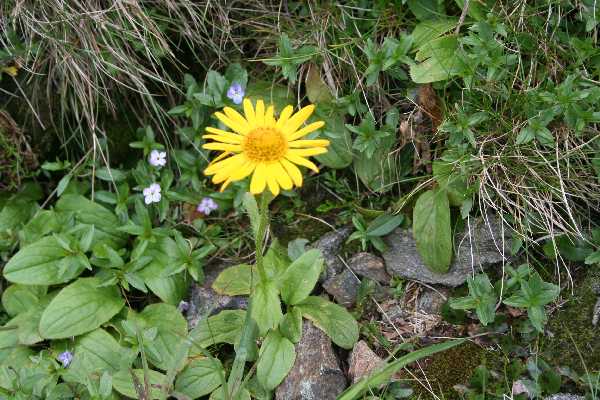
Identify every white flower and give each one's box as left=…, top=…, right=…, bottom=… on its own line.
left=226, top=82, right=245, bottom=105
left=148, top=149, right=167, bottom=167
left=143, top=183, right=161, bottom=204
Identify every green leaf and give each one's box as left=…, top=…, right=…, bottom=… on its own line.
left=18, top=210, right=61, bottom=246
left=139, top=237, right=187, bottom=305
left=136, top=303, right=188, bottom=371
left=3, top=236, right=76, bottom=285
left=296, top=296, right=358, bottom=349
left=315, top=110, right=353, bottom=169
left=366, top=214, right=404, bottom=237
left=353, top=144, right=397, bottom=193
left=256, top=330, right=296, bottom=390
left=410, top=36, right=463, bottom=83
left=95, top=167, right=127, bottom=182
left=243, top=193, right=260, bottom=240
left=209, top=386, right=251, bottom=400
left=0, top=294, right=53, bottom=348
left=251, top=280, right=283, bottom=335
left=279, top=249, right=324, bottom=305
left=175, top=358, right=224, bottom=399
left=212, top=264, right=257, bottom=296
left=1, top=284, right=47, bottom=317
left=432, top=159, right=469, bottom=206
left=280, top=307, right=303, bottom=343
left=305, top=64, right=332, bottom=103
left=450, top=274, right=496, bottom=325
left=39, top=277, right=125, bottom=339
left=407, top=0, right=446, bottom=21
left=337, top=339, right=465, bottom=400
left=413, top=189, right=452, bottom=273
left=412, top=19, right=458, bottom=48
left=112, top=369, right=166, bottom=400
left=189, top=310, right=246, bottom=354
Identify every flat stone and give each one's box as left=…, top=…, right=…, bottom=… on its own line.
left=322, top=269, right=360, bottom=307
left=186, top=263, right=248, bottom=329
left=310, top=226, right=353, bottom=283
left=348, top=252, right=390, bottom=284
left=275, top=321, right=347, bottom=400
left=382, top=216, right=510, bottom=287
left=347, top=340, right=383, bottom=384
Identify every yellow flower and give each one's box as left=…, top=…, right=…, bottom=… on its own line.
left=202, top=99, right=329, bottom=196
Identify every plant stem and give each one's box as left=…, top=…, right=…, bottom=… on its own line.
left=226, top=192, right=269, bottom=399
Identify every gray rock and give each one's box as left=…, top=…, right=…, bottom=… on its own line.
left=348, top=252, right=390, bottom=284
left=347, top=340, right=383, bottom=384
left=186, top=263, right=248, bottom=329
left=310, top=226, right=353, bottom=283
left=322, top=269, right=360, bottom=307
left=383, top=216, right=510, bottom=287
left=416, top=288, right=448, bottom=315
left=544, top=395, right=585, bottom=400
left=276, top=321, right=347, bottom=400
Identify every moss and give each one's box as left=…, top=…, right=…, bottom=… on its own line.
left=541, top=268, right=600, bottom=373
left=412, top=342, right=488, bottom=400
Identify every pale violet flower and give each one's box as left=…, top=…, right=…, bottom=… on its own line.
left=143, top=183, right=161, bottom=204
left=197, top=197, right=218, bottom=215
left=57, top=351, right=73, bottom=368
left=226, top=82, right=244, bottom=105
left=148, top=149, right=167, bottom=167
left=177, top=300, right=189, bottom=313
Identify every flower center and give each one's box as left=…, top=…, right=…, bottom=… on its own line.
left=243, top=127, right=287, bottom=162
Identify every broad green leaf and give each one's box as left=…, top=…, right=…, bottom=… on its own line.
left=136, top=303, right=188, bottom=371
left=413, top=189, right=452, bottom=273
left=412, top=19, right=458, bottom=48
left=212, top=264, right=257, bottom=296
left=189, top=310, right=246, bottom=355
left=1, top=284, right=47, bottom=317
left=280, top=307, right=303, bottom=343
left=0, top=294, right=53, bottom=348
left=366, top=214, right=404, bottom=237
left=3, top=236, right=76, bottom=285
left=140, top=237, right=187, bottom=305
left=296, top=296, right=358, bottom=349
left=175, top=358, right=224, bottom=399
left=354, top=145, right=398, bottom=193
left=209, top=386, right=251, bottom=400
left=314, top=106, right=353, bottom=169
left=306, top=64, right=333, bottom=103
left=112, top=368, right=166, bottom=400
left=39, top=277, right=125, bottom=339
left=251, top=280, right=283, bottom=335
left=95, top=167, right=127, bottom=182
left=256, top=330, right=296, bottom=390
left=0, top=346, right=34, bottom=368
left=337, top=339, right=465, bottom=400
left=432, top=159, right=469, bottom=206
left=279, top=249, right=323, bottom=305
left=407, top=0, right=446, bottom=21
left=263, top=239, right=291, bottom=279
left=410, top=36, right=464, bottom=83
left=18, top=210, right=61, bottom=246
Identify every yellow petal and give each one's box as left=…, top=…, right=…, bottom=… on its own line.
left=211, top=157, right=247, bottom=182
left=280, top=159, right=303, bottom=187
left=266, top=174, right=280, bottom=197
left=281, top=105, right=315, bottom=135
left=230, top=160, right=256, bottom=180
left=255, top=100, right=265, bottom=126
left=243, top=99, right=256, bottom=126
left=215, top=112, right=250, bottom=135
left=203, top=143, right=243, bottom=152
left=219, top=177, right=234, bottom=192
left=223, top=107, right=250, bottom=129
left=250, top=163, right=267, bottom=194
left=265, top=105, right=276, bottom=126
left=288, top=139, right=330, bottom=148
left=276, top=105, right=294, bottom=129
left=286, top=121, right=325, bottom=141
left=205, top=127, right=245, bottom=143
left=288, top=148, right=328, bottom=157
left=204, top=153, right=246, bottom=175
left=285, top=153, right=319, bottom=172
left=202, top=134, right=243, bottom=144
left=270, top=162, right=293, bottom=190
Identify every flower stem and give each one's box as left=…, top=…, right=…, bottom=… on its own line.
left=226, top=192, right=270, bottom=399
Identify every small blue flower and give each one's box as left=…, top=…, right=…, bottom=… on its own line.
left=197, top=197, right=219, bottom=215
left=226, top=82, right=245, bottom=105
left=57, top=351, right=73, bottom=368
left=177, top=300, right=190, bottom=313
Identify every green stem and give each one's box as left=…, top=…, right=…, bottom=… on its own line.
left=226, top=192, right=270, bottom=399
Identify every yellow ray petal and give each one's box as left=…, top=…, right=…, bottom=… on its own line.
left=255, top=99, right=265, bottom=126
left=270, top=162, right=293, bottom=190
left=223, top=107, right=250, bottom=129
left=203, top=143, right=243, bottom=152
left=202, top=134, right=243, bottom=144
left=205, top=127, right=245, bottom=142
left=266, top=174, right=280, bottom=197
left=230, top=160, right=256, bottom=181
left=204, top=153, right=245, bottom=175
left=219, top=177, right=234, bottom=192
left=215, top=112, right=250, bottom=135
left=250, top=163, right=267, bottom=194
left=265, top=105, right=276, bottom=126
left=286, top=153, right=319, bottom=172
left=288, top=148, right=328, bottom=157
left=281, top=105, right=315, bottom=135
left=286, top=121, right=325, bottom=141
left=288, top=139, right=330, bottom=148
left=280, top=159, right=303, bottom=187
left=211, top=157, right=247, bottom=182
left=243, top=99, right=256, bottom=126
left=276, top=105, right=294, bottom=129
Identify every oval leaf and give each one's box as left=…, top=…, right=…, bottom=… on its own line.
left=296, top=296, right=358, bottom=349
left=256, top=330, right=296, bottom=390
left=39, top=277, right=125, bottom=339
left=413, top=189, right=452, bottom=273
left=251, top=280, right=282, bottom=335
left=279, top=249, right=323, bottom=305
left=175, top=358, right=224, bottom=399
left=212, top=264, right=256, bottom=296
left=112, top=368, right=166, bottom=400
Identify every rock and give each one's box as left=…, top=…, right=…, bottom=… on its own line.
left=275, top=321, right=347, bottom=400
left=322, top=269, right=360, bottom=307
left=382, top=216, right=510, bottom=287
left=347, top=340, right=383, bottom=384
left=544, top=395, right=585, bottom=400
left=186, top=263, right=248, bottom=329
left=311, top=226, right=353, bottom=283
left=348, top=253, right=390, bottom=284
left=416, top=288, right=448, bottom=315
